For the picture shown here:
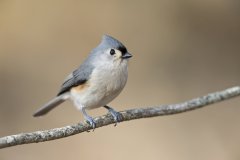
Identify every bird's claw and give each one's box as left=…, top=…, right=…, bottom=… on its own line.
left=106, top=107, right=123, bottom=126
left=85, top=116, right=96, bottom=131
left=112, top=111, right=123, bottom=126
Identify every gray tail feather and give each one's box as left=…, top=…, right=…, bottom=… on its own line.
left=33, top=93, right=70, bottom=117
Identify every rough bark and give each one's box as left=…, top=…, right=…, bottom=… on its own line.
left=0, top=86, right=239, bottom=149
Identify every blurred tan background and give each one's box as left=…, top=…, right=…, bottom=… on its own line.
left=0, top=0, right=240, bottom=160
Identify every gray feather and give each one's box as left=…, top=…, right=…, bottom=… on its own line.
left=57, top=58, right=95, bottom=96
left=57, top=35, right=125, bottom=96
left=33, top=93, right=69, bottom=117
left=34, top=35, right=128, bottom=117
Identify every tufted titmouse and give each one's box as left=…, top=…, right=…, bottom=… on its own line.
left=33, top=35, right=132, bottom=129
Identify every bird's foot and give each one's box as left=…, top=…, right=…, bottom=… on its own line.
left=104, top=106, right=123, bottom=126
left=85, top=115, right=96, bottom=131
left=81, top=107, right=96, bottom=131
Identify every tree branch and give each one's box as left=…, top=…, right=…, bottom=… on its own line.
left=0, top=86, right=240, bottom=149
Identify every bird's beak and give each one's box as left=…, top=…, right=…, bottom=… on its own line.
left=121, top=52, right=132, bottom=59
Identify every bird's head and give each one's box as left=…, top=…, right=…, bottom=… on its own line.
left=92, top=35, right=132, bottom=66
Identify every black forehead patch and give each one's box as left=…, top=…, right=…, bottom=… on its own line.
left=117, top=46, right=127, bottom=55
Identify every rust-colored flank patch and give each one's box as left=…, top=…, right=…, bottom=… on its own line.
left=71, top=83, right=90, bottom=93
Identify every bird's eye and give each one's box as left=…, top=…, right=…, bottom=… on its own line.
left=110, top=49, right=115, bottom=55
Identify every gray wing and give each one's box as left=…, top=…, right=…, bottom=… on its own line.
left=57, top=61, right=94, bottom=96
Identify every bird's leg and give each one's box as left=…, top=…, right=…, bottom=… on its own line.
left=80, top=107, right=96, bottom=130
left=104, top=105, right=122, bottom=126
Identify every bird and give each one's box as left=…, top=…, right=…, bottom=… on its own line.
left=33, top=35, right=132, bottom=129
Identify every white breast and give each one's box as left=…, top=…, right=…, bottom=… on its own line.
left=71, top=60, right=128, bottom=110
